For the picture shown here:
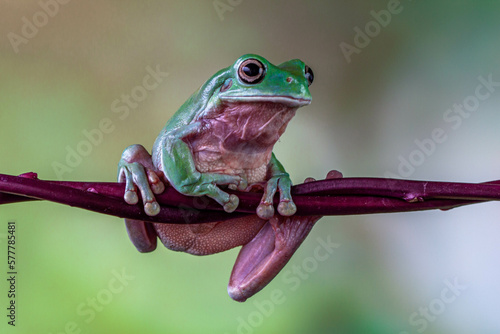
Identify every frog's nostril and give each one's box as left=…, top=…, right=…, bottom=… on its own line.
left=286, top=77, right=293, bottom=83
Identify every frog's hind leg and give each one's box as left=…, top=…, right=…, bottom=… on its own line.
left=227, top=215, right=320, bottom=302
left=227, top=171, right=341, bottom=302
left=153, top=216, right=266, bottom=256
left=125, top=219, right=158, bottom=253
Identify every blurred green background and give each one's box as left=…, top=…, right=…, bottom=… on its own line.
left=1, top=1, right=500, bottom=333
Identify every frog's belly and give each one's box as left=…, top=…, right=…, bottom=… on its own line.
left=192, top=150, right=268, bottom=184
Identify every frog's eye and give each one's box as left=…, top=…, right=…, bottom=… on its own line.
left=238, top=59, right=266, bottom=84
left=304, top=65, right=314, bottom=86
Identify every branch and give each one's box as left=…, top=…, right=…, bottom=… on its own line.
left=1, top=172, right=499, bottom=224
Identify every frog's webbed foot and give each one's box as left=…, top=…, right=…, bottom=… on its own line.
left=228, top=171, right=340, bottom=302
left=118, top=144, right=165, bottom=216
left=257, top=173, right=296, bottom=219
left=124, top=218, right=158, bottom=253
left=228, top=214, right=319, bottom=302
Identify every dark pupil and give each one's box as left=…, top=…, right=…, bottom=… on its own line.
left=305, top=67, right=314, bottom=84
left=243, top=63, right=261, bottom=77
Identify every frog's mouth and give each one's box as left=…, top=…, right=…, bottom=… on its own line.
left=220, top=95, right=311, bottom=108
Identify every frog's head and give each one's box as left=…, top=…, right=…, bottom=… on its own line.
left=195, top=54, right=314, bottom=121
left=216, top=54, right=313, bottom=107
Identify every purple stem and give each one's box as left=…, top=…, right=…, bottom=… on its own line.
left=0, top=173, right=499, bottom=224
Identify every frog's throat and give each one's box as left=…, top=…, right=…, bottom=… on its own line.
left=187, top=101, right=298, bottom=172
left=213, top=101, right=297, bottom=149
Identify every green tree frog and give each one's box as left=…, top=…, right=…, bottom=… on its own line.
left=118, top=54, right=326, bottom=302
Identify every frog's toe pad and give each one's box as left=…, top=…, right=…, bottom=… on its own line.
left=237, top=178, right=248, bottom=191
left=227, top=285, right=247, bottom=303
left=277, top=201, right=297, bottom=216
left=257, top=203, right=274, bottom=220
left=151, top=180, right=165, bottom=194
left=124, top=190, right=139, bottom=205
left=223, top=194, right=239, bottom=213
left=144, top=201, right=160, bottom=216
left=146, top=170, right=165, bottom=194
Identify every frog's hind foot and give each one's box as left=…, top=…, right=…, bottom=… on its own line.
left=125, top=219, right=158, bottom=253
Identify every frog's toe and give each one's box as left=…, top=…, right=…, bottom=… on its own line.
left=125, top=219, right=157, bottom=253
left=151, top=180, right=165, bottom=194
left=146, top=169, right=165, bottom=194
left=223, top=194, right=239, bottom=213
left=257, top=203, right=274, bottom=220
left=124, top=189, right=139, bottom=205
left=277, top=200, right=297, bottom=217
left=144, top=200, right=160, bottom=216
left=227, top=285, right=246, bottom=302
left=228, top=177, right=248, bottom=191
left=237, top=178, right=248, bottom=191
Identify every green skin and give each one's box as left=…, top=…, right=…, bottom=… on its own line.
left=118, top=54, right=327, bottom=302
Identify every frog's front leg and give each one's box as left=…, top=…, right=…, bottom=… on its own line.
left=118, top=144, right=165, bottom=252
left=118, top=144, right=165, bottom=215
left=159, top=123, right=247, bottom=213
left=256, top=153, right=297, bottom=219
